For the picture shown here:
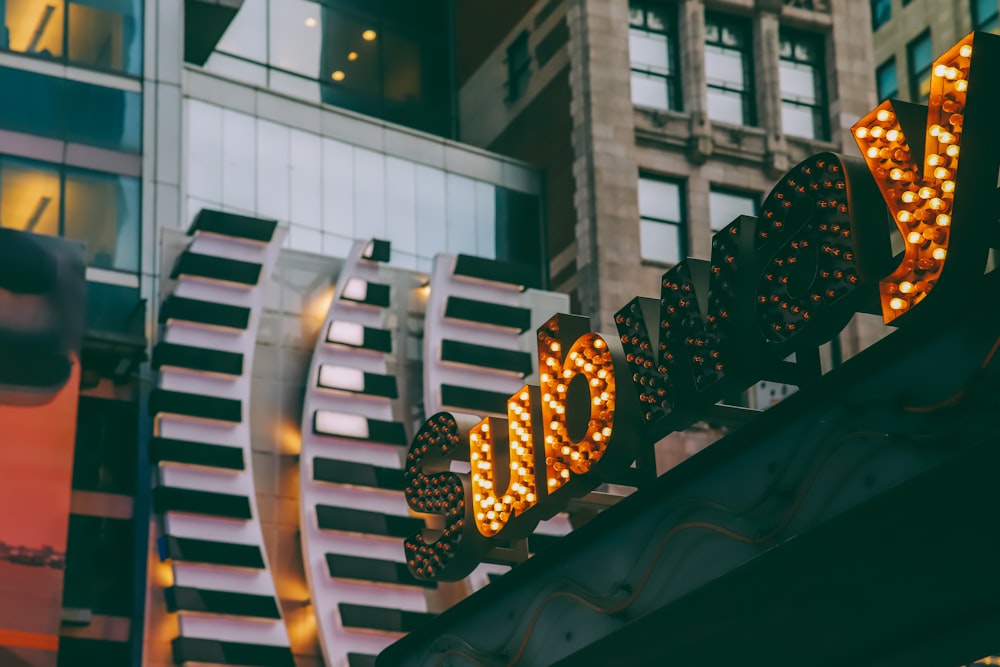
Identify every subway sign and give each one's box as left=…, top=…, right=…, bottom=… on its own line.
left=403, top=32, right=1000, bottom=581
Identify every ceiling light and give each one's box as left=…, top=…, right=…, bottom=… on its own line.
left=331, top=70, right=345, bottom=81
left=304, top=17, right=316, bottom=27
left=348, top=51, right=358, bottom=61
left=362, top=29, right=376, bottom=41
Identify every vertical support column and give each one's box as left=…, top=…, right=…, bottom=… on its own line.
left=754, top=5, right=789, bottom=176
left=566, top=0, right=643, bottom=331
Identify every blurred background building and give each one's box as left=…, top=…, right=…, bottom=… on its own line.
left=0, top=0, right=995, bottom=664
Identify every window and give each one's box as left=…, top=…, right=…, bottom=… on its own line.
left=870, top=0, right=891, bottom=30
left=907, top=30, right=933, bottom=102
left=779, top=29, right=828, bottom=140
left=0, top=156, right=140, bottom=272
left=507, top=31, right=531, bottom=102
left=629, top=0, right=681, bottom=111
left=709, top=188, right=758, bottom=231
left=972, top=0, right=1000, bottom=32
left=876, top=57, right=898, bottom=100
left=638, top=175, right=686, bottom=265
left=0, top=66, right=141, bottom=153
left=705, top=14, right=754, bottom=126
left=0, top=0, right=142, bottom=75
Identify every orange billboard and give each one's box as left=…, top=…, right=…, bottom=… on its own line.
left=0, top=230, right=85, bottom=666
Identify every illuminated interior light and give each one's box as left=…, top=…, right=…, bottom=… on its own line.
left=362, top=29, right=377, bottom=41
left=317, top=365, right=365, bottom=392
left=326, top=320, right=365, bottom=346
left=304, top=17, right=317, bottom=27
left=348, top=51, right=358, bottom=61
left=331, top=70, right=346, bottom=82
left=314, top=410, right=369, bottom=439
left=342, top=277, right=368, bottom=300
left=889, top=297, right=908, bottom=311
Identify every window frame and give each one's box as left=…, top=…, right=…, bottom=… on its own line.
left=778, top=28, right=829, bottom=141
left=907, top=29, right=933, bottom=103
left=638, top=173, right=688, bottom=266
left=628, top=0, right=682, bottom=112
left=704, top=12, right=756, bottom=127
left=876, top=56, right=898, bottom=101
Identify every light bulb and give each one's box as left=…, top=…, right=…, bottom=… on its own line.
left=889, top=297, right=908, bottom=310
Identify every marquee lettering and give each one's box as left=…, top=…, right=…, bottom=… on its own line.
left=404, top=32, right=1000, bottom=582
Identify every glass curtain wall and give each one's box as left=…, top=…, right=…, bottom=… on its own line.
left=207, top=0, right=452, bottom=136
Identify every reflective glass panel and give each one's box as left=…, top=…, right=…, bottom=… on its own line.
left=629, top=31, right=669, bottom=72
left=269, top=0, right=322, bottom=79
left=0, top=66, right=141, bottom=152
left=876, top=58, right=898, bottom=100
left=0, top=156, right=61, bottom=237
left=2, top=0, right=65, bottom=58
left=638, top=177, right=681, bottom=221
left=709, top=189, right=758, bottom=231
left=63, top=166, right=140, bottom=272
left=779, top=63, right=818, bottom=104
left=707, top=88, right=745, bottom=126
left=632, top=71, right=670, bottom=109
left=67, top=0, right=143, bottom=75
left=216, top=0, right=266, bottom=61
left=639, top=219, right=681, bottom=265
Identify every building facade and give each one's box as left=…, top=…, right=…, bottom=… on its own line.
left=869, top=0, right=999, bottom=105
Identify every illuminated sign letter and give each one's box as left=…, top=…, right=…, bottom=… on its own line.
left=470, top=386, right=541, bottom=537
left=538, top=314, right=640, bottom=495
left=852, top=32, right=1000, bottom=323
left=403, top=413, right=483, bottom=581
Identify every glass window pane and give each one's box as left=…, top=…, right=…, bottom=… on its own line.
left=638, top=178, right=681, bottom=221
left=0, top=67, right=141, bottom=152
left=445, top=173, right=477, bottom=255
left=870, top=0, right=891, bottom=30
left=705, top=47, right=745, bottom=89
left=631, top=71, right=669, bottom=110
left=710, top=189, right=758, bottom=231
left=0, top=156, right=61, bottom=237
left=876, top=58, right=897, bottom=100
left=629, top=30, right=668, bottom=72
left=319, top=6, right=380, bottom=112
left=779, top=63, right=818, bottom=104
left=640, top=219, right=681, bottom=264
left=782, top=103, right=819, bottom=139
left=63, top=167, right=140, bottom=272
left=707, top=88, right=745, bottom=125
left=3, top=0, right=65, bottom=58
left=67, top=0, right=143, bottom=75
left=269, top=0, right=323, bottom=79
left=216, top=0, right=266, bottom=62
